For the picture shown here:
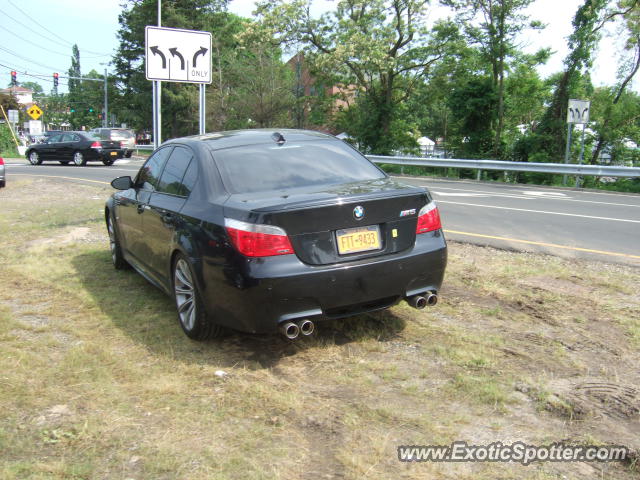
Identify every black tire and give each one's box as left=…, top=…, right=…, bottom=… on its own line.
left=103, top=159, right=115, bottom=166
left=73, top=151, right=86, bottom=166
left=0, top=180, right=5, bottom=188
left=125, top=151, right=133, bottom=158
left=28, top=150, right=42, bottom=165
left=172, top=253, right=225, bottom=340
left=107, top=214, right=130, bottom=270
left=59, top=161, right=70, bottom=165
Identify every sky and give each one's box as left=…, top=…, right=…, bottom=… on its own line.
left=0, top=0, right=634, bottom=95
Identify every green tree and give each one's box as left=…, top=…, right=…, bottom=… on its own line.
left=441, top=0, right=544, bottom=158
left=533, top=0, right=608, bottom=161
left=590, top=0, right=640, bottom=163
left=255, top=0, right=458, bottom=154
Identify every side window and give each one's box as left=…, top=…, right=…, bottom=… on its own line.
left=137, top=147, right=172, bottom=191
left=180, top=158, right=198, bottom=197
left=48, top=134, right=62, bottom=143
left=156, top=146, right=195, bottom=197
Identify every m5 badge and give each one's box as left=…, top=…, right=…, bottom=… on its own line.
left=399, top=208, right=416, bottom=217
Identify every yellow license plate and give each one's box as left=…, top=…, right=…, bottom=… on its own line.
left=110, top=151, right=117, bottom=156
left=336, top=225, right=381, bottom=255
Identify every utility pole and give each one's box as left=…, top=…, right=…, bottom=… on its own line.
left=104, top=68, right=108, bottom=128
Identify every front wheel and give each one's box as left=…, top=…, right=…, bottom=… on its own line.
left=172, top=254, right=225, bottom=340
left=28, top=150, right=42, bottom=165
left=73, top=151, right=86, bottom=166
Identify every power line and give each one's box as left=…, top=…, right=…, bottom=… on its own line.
left=0, top=46, right=68, bottom=73
left=0, top=25, right=70, bottom=58
left=0, top=62, right=69, bottom=87
left=5, top=0, right=113, bottom=57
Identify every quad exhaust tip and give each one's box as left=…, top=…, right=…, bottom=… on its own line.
left=280, top=321, right=300, bottom=339
left=279, top=319, right=315, bottom=339
left=407, top=292, right=438, bottom=309
left=298, top=319, right=314, bottom=336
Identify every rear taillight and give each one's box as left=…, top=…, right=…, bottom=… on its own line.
left=224, top=218, right=294, bottom=257
left=0, top=157, right=4, bottom=165
left=90, top=141, right=102, bottom=149
left=416, top=201, right=441, bottom=234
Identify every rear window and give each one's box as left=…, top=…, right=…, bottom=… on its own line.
left=213, top=140, right=385, bottom=194
left=82, top=133, right=102, bottom=141
left=111, top=130, right=134, bottom=139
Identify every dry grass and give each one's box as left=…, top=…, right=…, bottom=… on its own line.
left=0, top=178, right=639, bottom=480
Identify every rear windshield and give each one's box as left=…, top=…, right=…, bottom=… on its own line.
left=110, top=130, right=134, bottom=139
left=82, top=133, right=102, bottom=141
left=213, top=140, right=385, bottom=194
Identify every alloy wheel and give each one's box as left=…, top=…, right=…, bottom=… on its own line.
left=174, top=259, right=196, bottom=331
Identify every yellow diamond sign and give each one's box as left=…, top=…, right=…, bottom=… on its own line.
left=27, top=104, right=43, bottom=120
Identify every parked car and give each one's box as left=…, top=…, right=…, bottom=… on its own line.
left=0, top=157, right=5, bottom=188
left=92, top=128, right=136, bottom=157
left=106, top=129, right=447, bottom=340
left=25, top=131, right=124, bottom=166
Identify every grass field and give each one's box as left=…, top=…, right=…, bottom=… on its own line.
left=1, top=178, right=639, bottom=479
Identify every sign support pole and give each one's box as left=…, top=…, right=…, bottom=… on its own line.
left=563, top=123, right=572, bottom=186
left=575, top=123, right=587, bottom=188
left=152, top=0, right=162, bottom=150
left=199, top=84, right=206, bottom=135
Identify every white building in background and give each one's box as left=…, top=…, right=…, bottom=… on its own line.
left=417, top=136, right=436, bottom=156
left=0, top=86, right=34, bottom=106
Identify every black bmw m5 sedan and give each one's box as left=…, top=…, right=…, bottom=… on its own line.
left=106, top=129, right=447, bottom=340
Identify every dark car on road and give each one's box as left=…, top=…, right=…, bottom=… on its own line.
left=91, top=127, right=136, bottom=158
left=26, top=131, right=124, bottom=166
left=0, top=157, right=5, bottom=188
left=106, top=129, right=447, bottom=340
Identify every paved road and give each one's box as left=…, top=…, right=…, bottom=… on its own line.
left=401, top=176, right=640, bottom=266
left=5, top=158, right=640, bottom=266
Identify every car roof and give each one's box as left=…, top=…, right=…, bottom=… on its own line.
left=163, top=129, right=336, bottom=152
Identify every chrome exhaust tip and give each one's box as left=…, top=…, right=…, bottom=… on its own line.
left=280, top=321, right=300, bottom=339
left=407, top=295, right=427, bottom=310
left=298, top=319, right=315, bottom=336
left=426, top=293, right=438, bottom=306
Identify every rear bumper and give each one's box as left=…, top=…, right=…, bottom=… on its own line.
left=202, top=231, right=447, bottom=333
left=90, top=149, right=124, bottom=161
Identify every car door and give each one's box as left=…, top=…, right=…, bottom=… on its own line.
left=116, top=146, right=173, bottom=271
left=59, top=133, right=79, bottom=161
left=144, top=146, right=197, bottom=284
left=39, top=134, right=62, bottom=160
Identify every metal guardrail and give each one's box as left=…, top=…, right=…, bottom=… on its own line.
left=367, top=155, right=640, bottom=178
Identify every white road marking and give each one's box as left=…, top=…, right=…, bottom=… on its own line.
left=413, top=183, right=640, bottom=208
left=522, top=190, right=568, bottom=197
left=436, top=200, right=640, bottom=223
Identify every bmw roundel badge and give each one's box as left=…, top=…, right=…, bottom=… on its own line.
left=353, top=205, right=365, bottom=220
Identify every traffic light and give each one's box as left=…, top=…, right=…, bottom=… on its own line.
left=88, top=107, right=94, bottom=113
left=53, top=73, right=59, bottom=87
left=10, top=71, right=16, bottom=86
left=98, top=114, right=102, bottom=120
left=70, top=107, right=75, bottom=113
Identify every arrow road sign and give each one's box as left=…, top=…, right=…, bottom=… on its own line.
left=150, top=46, right=167, bottom=69
left=27, top=104, right=43, bottom=120
left=567, top=99, right=590, bottom=124
left=145, top=26, right=212, bottom=84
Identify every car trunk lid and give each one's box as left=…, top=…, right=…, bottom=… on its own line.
left=223, top=178, right=431, bottom=265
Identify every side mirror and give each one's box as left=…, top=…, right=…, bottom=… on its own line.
left=111, top=176, right=134, bottom=190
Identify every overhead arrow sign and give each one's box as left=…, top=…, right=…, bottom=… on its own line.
left=145, top=26, right=212, bottom=84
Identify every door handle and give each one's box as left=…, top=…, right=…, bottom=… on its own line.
left=137, top=204, right=150, bottom=214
